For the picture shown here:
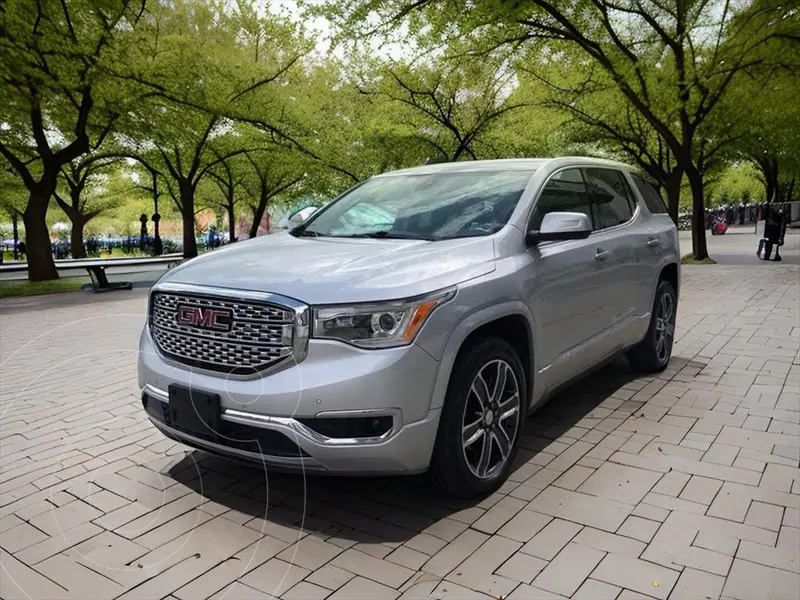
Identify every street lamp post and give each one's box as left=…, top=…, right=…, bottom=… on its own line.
left=152, top=212, right=162, bottom=255
left=11, top=210, right=19, bottom=260
left=151, top=171, right=162, bottom=256
left=139, top=214, right=148, bottom=254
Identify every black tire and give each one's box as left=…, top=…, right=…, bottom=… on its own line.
left=429, top=337, right=526, bottom=498
left=627, top=279, right=677, bottom=373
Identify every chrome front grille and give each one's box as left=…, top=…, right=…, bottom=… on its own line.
left=152, top=293, right=290, bottom=322
left=149, top=291, right=298, bottom=374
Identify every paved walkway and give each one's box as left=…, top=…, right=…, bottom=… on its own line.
left=679, top=227, right=800, bottom=267
left=1, top=264, right=798, bottom=600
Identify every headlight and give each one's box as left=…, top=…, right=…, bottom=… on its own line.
left=312, top=288, right=456, bottom=349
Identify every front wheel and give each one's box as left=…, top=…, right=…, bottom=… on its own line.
left=430, top=337, right=526, bottom=498
left=627, top=280, right=677, bottom=373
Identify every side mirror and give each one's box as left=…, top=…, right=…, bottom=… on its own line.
left=292, top=206, right=318, bottom=224
left=527, top=212, right=593, bottom=245
left=284, top=206, right=319, bottom=229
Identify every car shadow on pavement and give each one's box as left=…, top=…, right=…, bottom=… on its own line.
left=165, top=356, right=665, bottom=545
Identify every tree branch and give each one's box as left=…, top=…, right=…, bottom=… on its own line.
left=53, top=190, right=71, bottom=214
left=0, top=143, right=36, bottom=188
left=59, top=0, right=78, bottom=43
left=188, top=115, right=220, bottom=179
left=197, top=148, right=262, bottom=182
left=229, top=54, right=302, bottom=103
left=30, top=101, right=52, bottom=159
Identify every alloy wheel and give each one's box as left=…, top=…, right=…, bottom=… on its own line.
left=461, top=359, right=521, bottom=479
left=654, top=291, right=675, bottom=363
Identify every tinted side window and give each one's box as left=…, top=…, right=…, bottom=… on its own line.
left=631, top=174, right=668, bottom=214
left=530, top=168, right=592, bottom=230
left=585, top=168, right=634, bottom=230
left=616, top=172, right=637, bottom=211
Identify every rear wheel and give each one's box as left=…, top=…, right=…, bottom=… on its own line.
left=627, top=280, right=677, bottom=373
left=430, top=337, right=525, bottom=498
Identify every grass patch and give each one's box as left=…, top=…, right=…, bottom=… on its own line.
left=681, top=253, right=716, bottom=265
left=0, top=277, right=90, bottom=298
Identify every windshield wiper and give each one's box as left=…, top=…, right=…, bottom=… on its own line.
left=291, top=228, right=322, bottom=237
left=346, top=230, right=438, bottom=241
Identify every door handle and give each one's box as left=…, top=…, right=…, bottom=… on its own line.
left=647, top=237, right=661, bottom=247
left=595, top=248, right=610, bottom=261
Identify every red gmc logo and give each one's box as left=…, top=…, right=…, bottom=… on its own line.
left=175, top=305, right=233, bottom=332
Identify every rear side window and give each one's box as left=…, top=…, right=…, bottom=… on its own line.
left=584, top=168, right=634, bottom=230
left=631, top=174, right=669, bottom=214
left=530, top=168, right=593, bottom=230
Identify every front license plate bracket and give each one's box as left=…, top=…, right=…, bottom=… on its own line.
left=168, top=385, right=221, bottom=440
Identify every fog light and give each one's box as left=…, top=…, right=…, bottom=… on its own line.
left=298, top=415, right=393, bottom=439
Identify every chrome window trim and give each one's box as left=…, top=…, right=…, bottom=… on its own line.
left=524, top=165, right=592, bottom=233
left=523, top=164, right=644, bottom=249
left=582, top=166, right=641, bottom=233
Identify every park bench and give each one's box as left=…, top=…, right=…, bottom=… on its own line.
left=0, top=254, right=183, bottom=292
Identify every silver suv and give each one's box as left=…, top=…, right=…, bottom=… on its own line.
left=138, top=157, right=679, bottom=497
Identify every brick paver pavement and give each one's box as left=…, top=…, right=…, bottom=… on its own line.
left=1, top=264, right=798, bottom=600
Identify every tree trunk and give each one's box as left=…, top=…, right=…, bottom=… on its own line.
left=250, top=187, right=268, bottom=239
left=451, top=139, right=472, bottom=162
left=23, top=187, right=59, bottom=281
left=179, top=180, right=198, bottom=259
left=686, top=167, right=709, bottom=261
left=70, top=218, right=87, bottom=259
left=56, top=186, right=92, bottom=259
left=760, top=156, right=778, bottom=203
left=785, top=176, right=795, bottom=203
left=664, top=171, right=683, bottom=226
left=227, top=200, right=236, bottom=242
left=12, top=211, right=19, bottom=260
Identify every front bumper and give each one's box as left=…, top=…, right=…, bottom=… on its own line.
left=138, top=328, right=442, bottom=474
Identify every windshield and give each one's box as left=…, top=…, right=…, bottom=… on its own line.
left=292, top=170, right=535, bottom=240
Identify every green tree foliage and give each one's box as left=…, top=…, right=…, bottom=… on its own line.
left=2, top=0, right=799, bottom=275
left=205, top=155, right=246, bottom=241
left=273, top=58, right=430, bottom=187
left=510, top=53, right=685, bottom=222
left=240, top=149, right=306, bottom=238
left=372, top=52, right=528, bottom=162
left=53, top=155, right=123, bottom=257
left=720, top=25, right=800, bottom=204
left=0, top=164, right=28, bottom=258
left=109, top=0, right=310, bottom=257
left=0, top=164, right=27, bottom=218
left=324, top=0, right=800, bottom=259
left=0, top=0, right=146, bottom=278
left=104, top=167, right=176, bottom=238
left=710, top=162, right=763, bottom=206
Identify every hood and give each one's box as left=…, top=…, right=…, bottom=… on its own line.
left=158, top=232, right=496, bottom=304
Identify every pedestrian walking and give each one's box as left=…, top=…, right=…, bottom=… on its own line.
left=757, top=205, right=787, bottom=261
left=773, top=205, right=789, bottom=262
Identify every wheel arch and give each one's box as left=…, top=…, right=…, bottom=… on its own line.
left=429, top=302, right=535, bottom=413
left=659, top=261, right=679, bottom=298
